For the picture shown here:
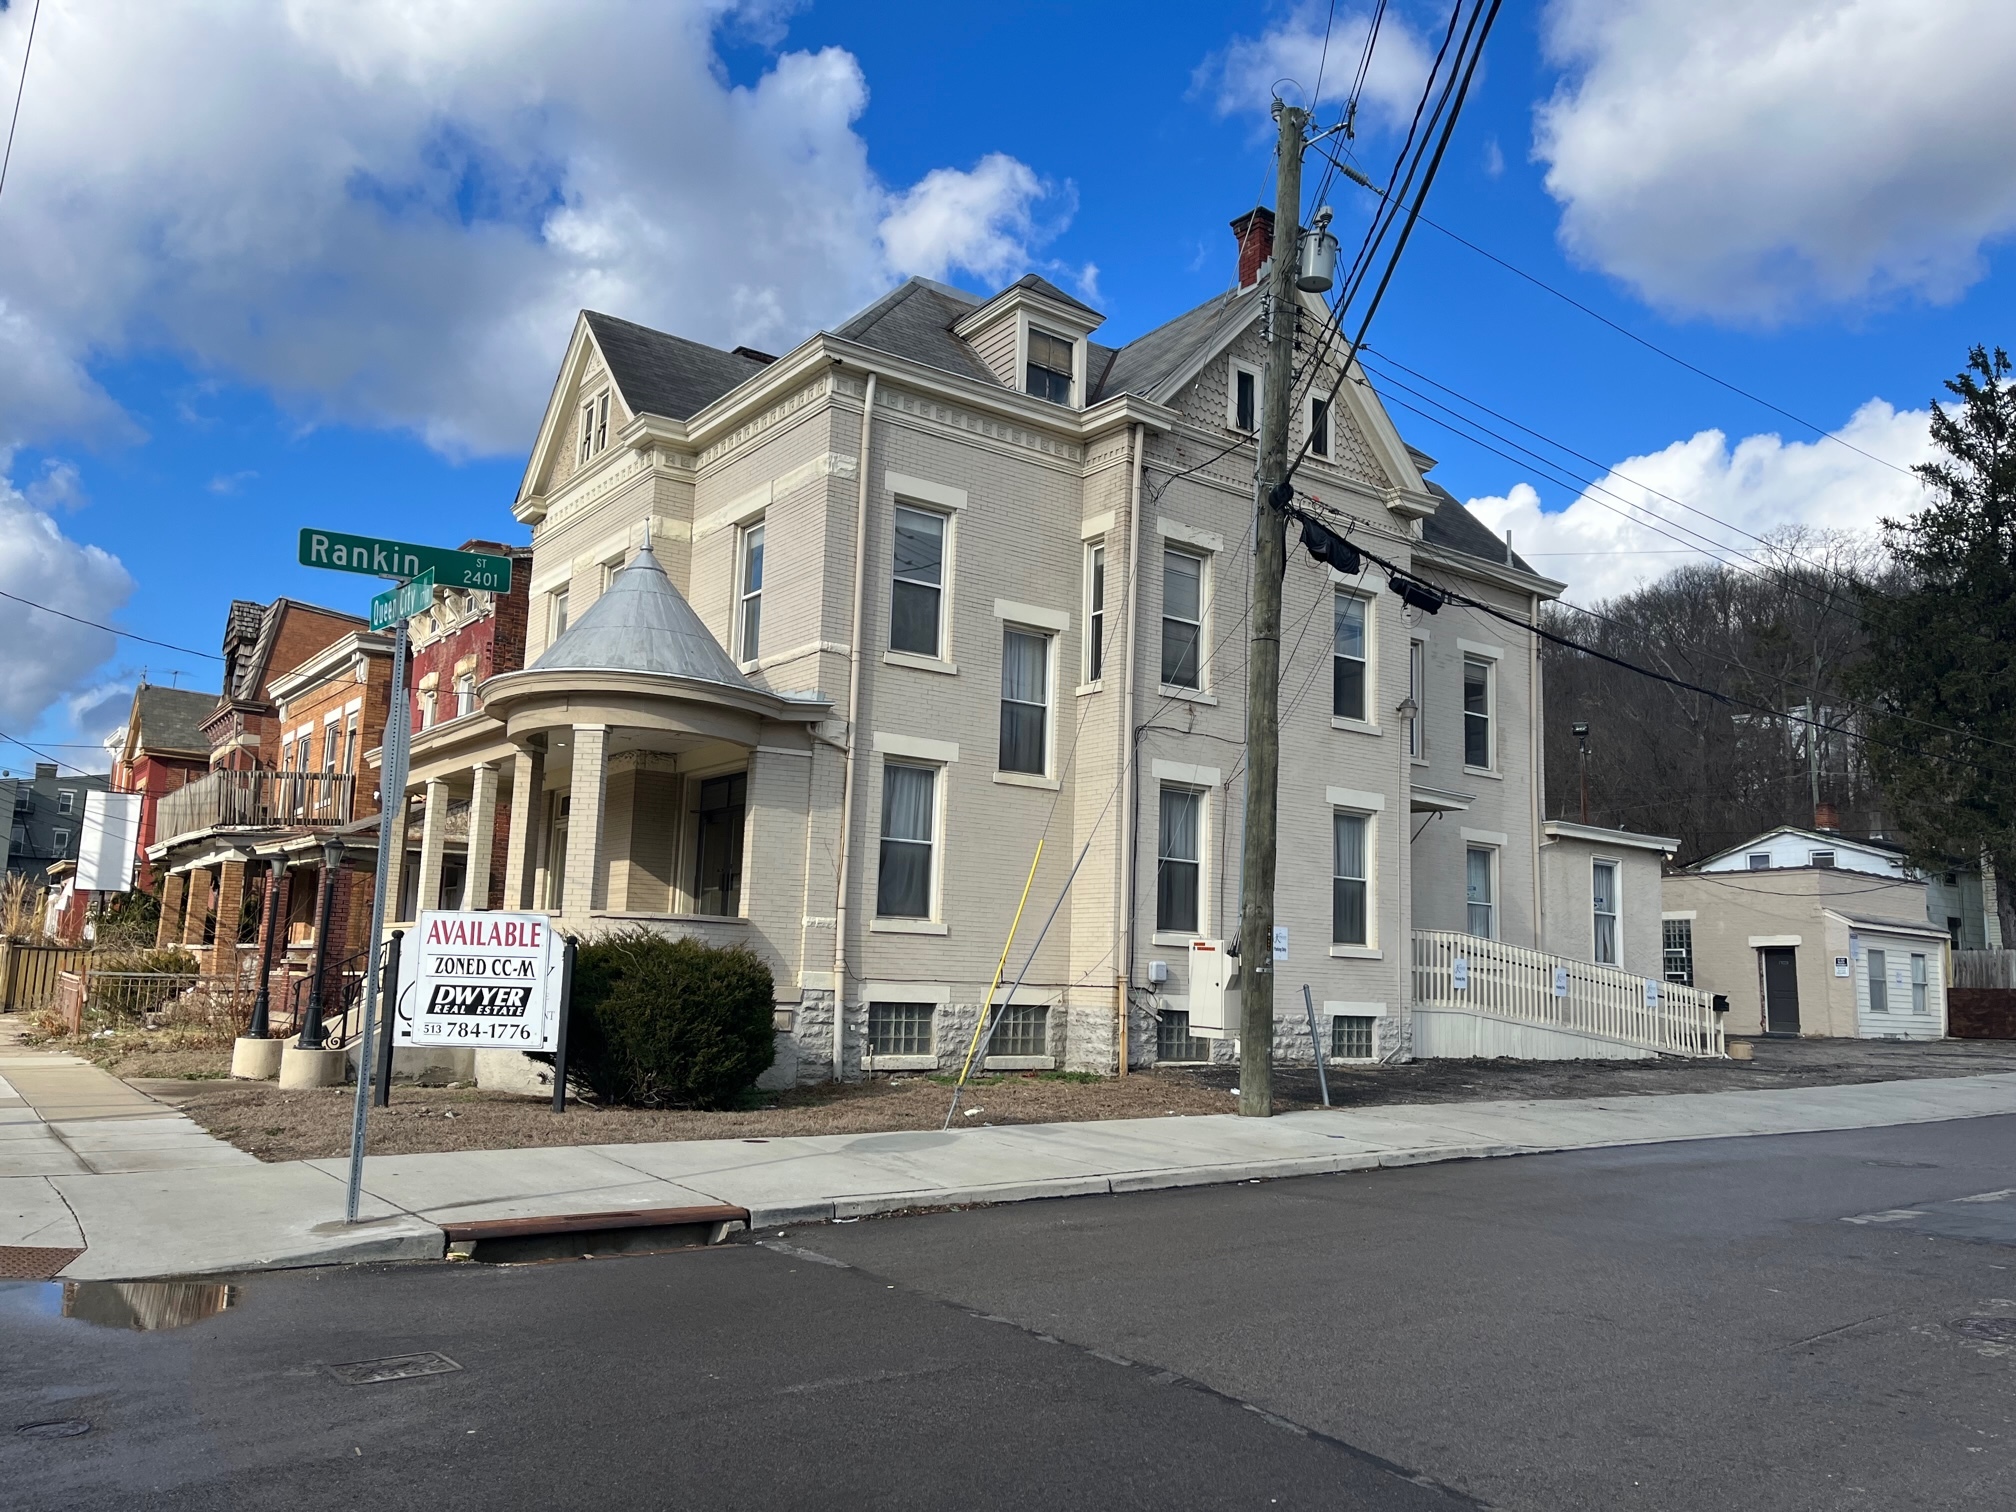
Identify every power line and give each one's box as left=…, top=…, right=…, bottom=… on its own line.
left=1327, top=157, right=1918, bottom=480
left=0, top=0, right=40, bottom=207
left=0, top=586, right=225, bottom=661
left=0, top=730, right=101, bottom=776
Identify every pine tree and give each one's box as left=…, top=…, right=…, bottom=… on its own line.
left=1852, top=345, right=2016, bottom=940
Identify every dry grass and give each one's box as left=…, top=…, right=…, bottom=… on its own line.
left=0, top=874, right=44, bottom=942
left=176, top=1069, right=1251, bottom=1162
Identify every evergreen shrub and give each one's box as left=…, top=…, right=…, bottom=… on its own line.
left=565, top=929, right=775, bottom=1107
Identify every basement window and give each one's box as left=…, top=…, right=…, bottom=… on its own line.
left=1331, top=1015, right=1375, bottom=1061
left=990, top=1003, right=1049, bottom=1059
left=868, top=1002, right=934, bottom=1059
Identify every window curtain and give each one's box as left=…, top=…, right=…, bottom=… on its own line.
left=999, top=630, right=1048, bottom=774
left=1332, top=813, right=1367, bottom=945
left=877, top=764, right=935, bottom=917
left=1157, top=787, right=1200, bottom=933
left=1592, top=862, right=1617, bottom=964
left=1466, top=847, right=1494, bottom=937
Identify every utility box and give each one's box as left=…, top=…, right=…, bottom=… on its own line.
left=1187, top=939, right=1242, bottom=1037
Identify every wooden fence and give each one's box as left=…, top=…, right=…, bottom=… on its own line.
left=0, top=941, right=90, bottom=1012
left=1953, top=950, right=2016, bottom=990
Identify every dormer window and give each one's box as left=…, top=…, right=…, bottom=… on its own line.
left=578, top=390, right=610, bottom=464
left=1025, top=328, right=1075, bottom=405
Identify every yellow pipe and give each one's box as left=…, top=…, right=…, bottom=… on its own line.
left=953, top=840, right=1044, bottom=1090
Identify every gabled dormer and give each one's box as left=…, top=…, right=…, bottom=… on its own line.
left=953, top=275, right=1104, bottom=408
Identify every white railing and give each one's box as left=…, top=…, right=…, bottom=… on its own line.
left=1413, top=929, right=1725, bottom=1058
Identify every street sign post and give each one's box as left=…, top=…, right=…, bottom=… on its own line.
left=298, top=528, right=513, bottom=592
left=370, top=568, right=436, bottom=632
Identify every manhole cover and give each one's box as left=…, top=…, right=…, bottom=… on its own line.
left=327, top=1352, right=462, bottom=1385
left=1950, top=1317, right=2016, bottom=1344
left=16, top=1420, right=91, bottom=1439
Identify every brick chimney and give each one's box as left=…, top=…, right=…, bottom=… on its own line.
left=1231, top=207, right=1275, bottom=289
left=1814, top=801, right=1840, bottom=831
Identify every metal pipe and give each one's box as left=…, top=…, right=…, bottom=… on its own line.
left=1116, top=422, right=1145, bottom=1075
left=831, top=369, right=877, bottom=1081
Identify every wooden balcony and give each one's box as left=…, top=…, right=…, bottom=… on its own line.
left=156, top=769, right=357, bottom=846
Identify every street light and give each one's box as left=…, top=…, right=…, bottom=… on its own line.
left=1571, top=722, right=1591, bottom=824
left=298, top=839, right=344, bottom=1050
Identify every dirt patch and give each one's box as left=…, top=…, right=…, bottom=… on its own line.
left=176, top=1070, right=1249, bottom=1162
left=59, top=1031, right=234, bottom=1082
left=172, top=1034, right=2016, bottom=1163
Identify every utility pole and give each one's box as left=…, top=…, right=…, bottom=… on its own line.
left=1237, top=101, right=1307, bottom=1119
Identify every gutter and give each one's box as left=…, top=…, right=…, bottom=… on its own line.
left=831, top=371, right=878, bottom=1081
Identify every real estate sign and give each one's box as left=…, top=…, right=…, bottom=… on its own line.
left=396, top=910, right=565, bottom=1052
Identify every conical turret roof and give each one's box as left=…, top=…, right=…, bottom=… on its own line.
left=530, top=543, right=752, bottom=691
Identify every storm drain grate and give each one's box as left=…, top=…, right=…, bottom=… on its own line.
left=327, top=1352, right=463, bottom=1385
left=1950, top=1317, right=2016, bottom=1344
left=0, top=1247, right=85, bottom=1281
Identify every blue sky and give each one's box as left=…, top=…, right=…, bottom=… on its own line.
left=2, top=0, right=2011, bottom=773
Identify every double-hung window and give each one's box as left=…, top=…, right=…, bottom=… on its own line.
left=1309, top=397, right=1331, bottom=458
left=578, top=391, right=609, bottom=464
left=1662, top=917, right=1694, bottom=985
left=694, top=772, right=747, bottom=916
left=1407, top=638, right=1425, bottom=757
left=1157, top=786, right=1202, bottom=934
left=1868, top=948, right=1889, bottom=1012
left=551, top=587, right=570, bottom=643
left=999, top=629, right=1050, bottom=775
left=1333, top=593, right=1368, bottom=722
left=1161, top=549, right=1203, bottom=689
left=1911, top=953, right=1929, bottom=1014
left=1592, top=860, right=1619, bottom=965
left=56, top=789, right=75, bottom=815
left=1466, top=847, right=1496, bottom=939
left=1462, top=655, right=1492, bottom=769
left=1332, top=812, right=1369, bottom=946
left=455, top=674, right=476, bottom=720
left=1233, top=366, right=1257, bottom=432
left=321, top=723, right=340, bottom=771
left=52, top=827, right=70, bottom=853
left=738, top=521, right=765, bottom=661
left=343, top=712, right=360, bottom=773
left=877, top=763, right=937, bottom=918
left=1085, top=543, right=1106, bottom=682
left=891, top=506, right=946, bottom=657
left=1025, top=328, right=1075, bottom=405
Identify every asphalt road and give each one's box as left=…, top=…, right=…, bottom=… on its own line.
left=6, top=1117, right=2016, bottom=1511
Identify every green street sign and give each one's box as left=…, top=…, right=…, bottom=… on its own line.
left=370, top=569, right=436, bottom=633
left=298, top=528, right=513, bottom=592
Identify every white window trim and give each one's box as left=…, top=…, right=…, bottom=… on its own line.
left=1152, top=760, right=1224, bottom=787
left=736, top=518, right=765, bottom=663
left=1019, top=318, right=1084, bottom=407
left=1662, top=909, right=1698, bottom=922
left=872, top=732, right=959, bottom=764
left=871, top=755, right=950, bottom=927
left=1158, top=541, right=1212, bottom=697
left=1227, top=358, right=1261, bottom=433
left=1154, top=781, right=1212, bottom=941
left=996, top=622, right=1057, bottom=780
left=1324, top=1002, right=1387, bottom=1062
left=1331, top=585, right=1377, bottom=730
left=993, top=598, right=1070, bottom=633
left=1462, top=652, right=1496, bottom=774
left=884, top=648, right=960, bottom=677
left=1466, top=843, right=1500, bottom=940
left=885, top=472, right=968, bottom=511
left=1080, top=512, right=1116, bottom=541
left=860, top=984, right=949, bottom=1070
left=1591, top=856, right=1621, bottom=967
left=891, top=501, right=955, bottom=664
left=1407, top=633, right=1428, bottom=761
left=1157, top=518, right=1225, bottom=554
left=1082, top=540, right=1106, bottom=686
left=1330, top=806, right=1378, bottom=953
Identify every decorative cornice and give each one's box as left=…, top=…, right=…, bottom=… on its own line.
left=877, top=384, right=1083, bottom=465
left=700, top=374, right=840, bottom=469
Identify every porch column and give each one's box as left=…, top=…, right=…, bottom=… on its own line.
left=156, top=871, right=186, bottom=949
left=415, top=779, right=449, bottom=917
left=181, top=868, right=213, bottom=947
left=215, top=860, right=248, bottom=960
left=562, top=724, right=609, bottom=921
left=464, top=762, right=499, bottom=911
left=381, top=790, right=411, bottom=926
left=502, top=748, right=542, bottom=910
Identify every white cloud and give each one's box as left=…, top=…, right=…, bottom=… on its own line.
left=1198, top=2, right=1435, bottom=125
left=1463, top=399, right=1933, bottom=604
left=0, top=2, right=1064, bottom=457
left=0, top=458, right=134, bottom=732
left=1536, top=0, right=2016, bottom=320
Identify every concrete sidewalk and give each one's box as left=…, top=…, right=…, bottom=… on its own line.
left=16, top=1068, right=2016, bottom=1280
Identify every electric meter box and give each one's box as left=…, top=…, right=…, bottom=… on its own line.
left=1187, top=939, right=1242, bottom=1037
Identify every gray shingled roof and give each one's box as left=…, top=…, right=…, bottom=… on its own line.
left=530, top=542, right=753, bottom=690
left=1007, top=273, right=1100, bottom=317
left=1094, top=288, right=1258, bottom=403
left=1421, top=482, right=1534, bottom=574
left=132, top=685, right=218, bottom=756
left=583, top=311, right=772, bottom=422
left=833, top=280, right=999, bottom=386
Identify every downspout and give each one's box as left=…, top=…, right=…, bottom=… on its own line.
left=1116, top=423, right=1146, bottom=1075
left=832, top=370, right=878, bottom=1081
left=1530, top=590, right=1544, bottom=951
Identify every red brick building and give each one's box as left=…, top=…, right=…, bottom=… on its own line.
left=109, top=683, right=218, bottom=892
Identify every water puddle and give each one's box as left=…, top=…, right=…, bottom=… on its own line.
left=0, top=1279, right=237, bottom=1331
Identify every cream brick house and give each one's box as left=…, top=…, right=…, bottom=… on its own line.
left=389, top=214, right=1580, bottom=1081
